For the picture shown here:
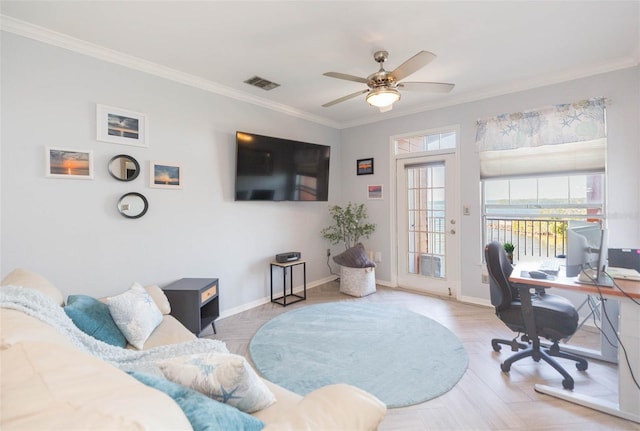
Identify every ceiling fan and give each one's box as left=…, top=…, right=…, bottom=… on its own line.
left=322, top=50, right=454, bottom=112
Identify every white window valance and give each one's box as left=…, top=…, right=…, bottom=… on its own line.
left=477, top=98, right=606, bottom=178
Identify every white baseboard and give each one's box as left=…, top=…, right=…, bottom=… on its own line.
left=457, top=295, right=492, bottom=308
left=219, top=275, right=492, bottom=319
left=219, top=275, right=339, bottom=319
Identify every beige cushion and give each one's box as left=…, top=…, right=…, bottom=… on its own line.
left=0, top=340, right=193, bottom=431
left=144, top=285, right=171, bottom=315
left=1, top=268, right=64, bottom=306
left=134, top=315, right=196, bottom=350
left=256, top=381, right=386, bottom=431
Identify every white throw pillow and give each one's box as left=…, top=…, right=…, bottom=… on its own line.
left=158, top=352, right=276, bottom=413
left=106, top=282, right=163, bottom=349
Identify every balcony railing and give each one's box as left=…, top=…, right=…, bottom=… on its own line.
left=485, top=218, right=569, bottom=261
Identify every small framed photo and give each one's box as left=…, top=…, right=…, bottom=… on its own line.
left=45, top=147, right=93, bottom=179
left=367, top=184, right=383, bottom=200
left=97, top=104, right=148, bottom=147
left=357, top=158, right=374, bottom=175
left=150, top=162, right=182, bottom=189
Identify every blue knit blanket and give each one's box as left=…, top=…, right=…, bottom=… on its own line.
left=0, top=285, right=228, bottom=374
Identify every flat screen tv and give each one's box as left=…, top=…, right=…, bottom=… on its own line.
left=235, top=131, right=330, bottom=201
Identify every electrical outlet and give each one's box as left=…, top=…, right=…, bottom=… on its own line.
left=326, top=248, right=331, bottom=257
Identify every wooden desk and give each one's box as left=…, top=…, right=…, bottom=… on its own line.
left=510, top=264, right=640, bottom=423
left=510, top=264, right=640, bottom=298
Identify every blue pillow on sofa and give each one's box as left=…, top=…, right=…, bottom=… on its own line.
left=127, top=371, right=265, bottom=431
left=64, top=294, right=127, bottom=347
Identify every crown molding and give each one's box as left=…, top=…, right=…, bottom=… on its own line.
left=2, top=14, right=637, bottom=131
left=0, top=15, right=341, bottom=129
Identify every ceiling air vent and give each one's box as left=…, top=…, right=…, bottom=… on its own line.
left=244, top=76, right=280, bottom=91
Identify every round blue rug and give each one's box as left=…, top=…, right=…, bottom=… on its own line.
left=249, top=302, right=468, bottom=408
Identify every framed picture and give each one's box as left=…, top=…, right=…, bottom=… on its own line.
left=357, top=158, right=374, bottom=175
left=45, top=147, right=93, bottom=179
left=150, top=161, right=182, bottom=189
left=97, top=104, right=148, bottom=147
left=367, top=184, right=383, bottom=200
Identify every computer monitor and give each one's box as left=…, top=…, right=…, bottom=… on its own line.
left=566, top=222, right=611, bottom=286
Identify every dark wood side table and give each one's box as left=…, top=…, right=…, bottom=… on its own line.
left=270, top=260, right=306, bottom=306
left=162, top=278, right=219, bottom=336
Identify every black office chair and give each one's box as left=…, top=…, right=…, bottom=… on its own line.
left=485, top=241, right=588, bottom=389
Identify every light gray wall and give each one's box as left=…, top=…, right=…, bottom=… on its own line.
left=1, top=33, right=342, bottom=313
left=2, top=32, right=638, bottom=312
left=340, top=66, right=640, bottom=302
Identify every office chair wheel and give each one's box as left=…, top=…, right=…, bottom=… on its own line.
left=500, top=362, right=511, bottom=372
left=576, top=362, right=588, bottom=371
left=562, top=378, right=574, bottom=390
left=492, top=340, right=502, bottom=352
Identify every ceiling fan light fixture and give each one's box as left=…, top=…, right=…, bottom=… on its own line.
left=366, top=88, right=400, bottom=108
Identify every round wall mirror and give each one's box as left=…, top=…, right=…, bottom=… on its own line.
left=117, top=192, right=148, bottom=219
left=108, top=155, right=140, bottom=181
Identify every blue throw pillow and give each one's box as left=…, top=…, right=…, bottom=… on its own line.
left=127, top=371, right=265, bottom=431
left=64, top=294, right=127, bottom=348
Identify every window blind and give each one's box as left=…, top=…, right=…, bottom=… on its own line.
left=476, top=98, right=606, bottom=179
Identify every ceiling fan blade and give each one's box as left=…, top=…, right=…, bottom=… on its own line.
left=322, top=89, right=369, bottom=107
left=323, top=72, right=369, bottom=84
left=391, top=51, right=436, bottom=81
left=398, top=81, right=455, bottom=93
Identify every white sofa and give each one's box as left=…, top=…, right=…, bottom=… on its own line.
left=0, top=268, right=387, bottom=430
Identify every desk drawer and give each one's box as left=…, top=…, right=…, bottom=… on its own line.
left=201, top=285, right=217, bottom=303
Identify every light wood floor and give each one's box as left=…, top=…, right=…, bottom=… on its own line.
left=205, top=281, right=640, bottom=430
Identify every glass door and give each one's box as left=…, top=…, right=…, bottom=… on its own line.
left=396, top=153, right=458, bottom=296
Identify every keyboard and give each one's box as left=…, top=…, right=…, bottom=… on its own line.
left=538, top=259, right=561, bottom=275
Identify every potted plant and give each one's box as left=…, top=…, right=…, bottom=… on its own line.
left=321, top=202, right=376, bottom=250
left=503, top=242, right=515, bottom=263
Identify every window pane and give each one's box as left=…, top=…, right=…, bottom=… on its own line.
left=586, top=175, right=604, bottom=204
left=426, top=135, right=439, bottom=151
left=431, top=164, right=445, bottom=188
left=538, top=176, right=568, bottom=204
left=394, top=129, right=457, bottom=155
left=482, top=173, right=605, bottom=260
left=408, top=231, right=417, bottom=252
left=510, top=178, right=537, bottom=204
left=406, top=168, right=416, bottom=188
left=484, top=180, right=509, bottom=205
left=410, top=136, right=426, bottom=152
left=567, top=174, right=603, bottom=205
left=396, top=138, right=410, bottom=154
left=440, top=132, right=456, bottom=149
left=432, top=188, right=445, bottom=204
left=408, top=208, right=416, bottom=231
left=569, top=175, right=589, bottom=204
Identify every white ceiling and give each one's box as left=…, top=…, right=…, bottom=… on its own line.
left=1, top=1, right=638, bottom=128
